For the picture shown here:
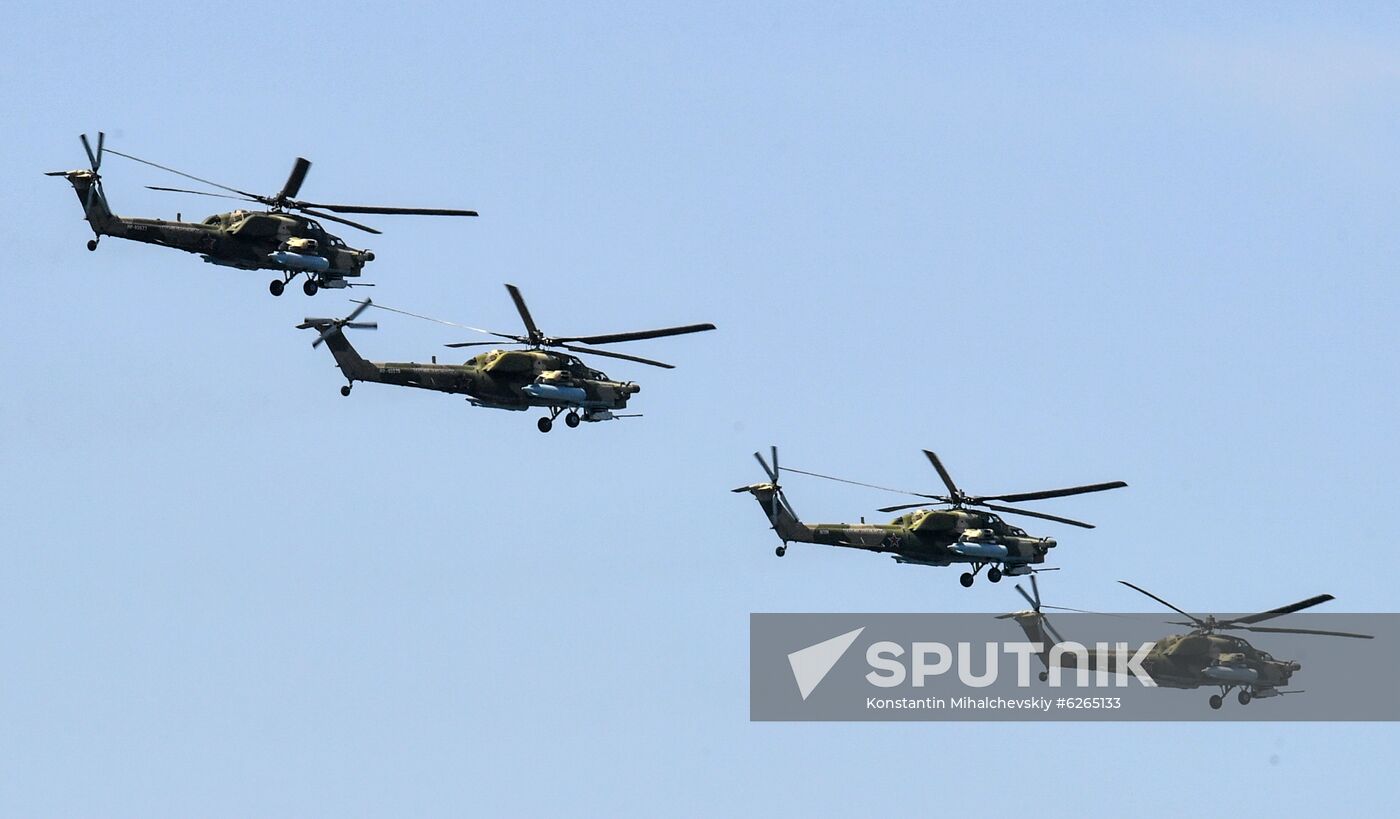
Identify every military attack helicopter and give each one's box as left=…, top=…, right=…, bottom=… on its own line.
left=47, top=132, right=477, bottom=296
left=1001, top=577, right=1373, bottom=709
left=734, top=447, right=1125, bottom=587
left=298, top=285, right=715, bottom=431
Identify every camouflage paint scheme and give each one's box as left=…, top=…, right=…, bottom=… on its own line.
left=52, top=169, right=372, bottom=283
left=1000, top=580, right=1369, bottom=708
left=1006, top=612, right=1302, bottom=706
left=300, top=320, right=641, bottom=421
left=734, top=482, right=1056, bottom=574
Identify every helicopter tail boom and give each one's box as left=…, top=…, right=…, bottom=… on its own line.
left=47, top=133, right=118, bottom=236
left=732, top=482, right=811, bottom=543
left=50, top=169, right=117, bottom=235
left=297, top=318, right=379, bottom=383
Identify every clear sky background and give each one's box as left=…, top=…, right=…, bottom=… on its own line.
left=4, top=2, right=1399, bottom=816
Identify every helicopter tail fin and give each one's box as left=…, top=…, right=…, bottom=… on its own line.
left=995, top=576, right=1069, bottom=673
left=1002, top=610, right=1055, bottom=670
left=732, top=482, right=810, bottom=543
left=297, top=312, right=379, bottom=383
left=732, top=447, right=811, bottom=543
left=46, top=133, right=117, bottom=235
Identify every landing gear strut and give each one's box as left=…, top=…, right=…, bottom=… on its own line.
left=538, top=407, right=582, bottom=433
left=960, top=562, right=996, bottom=588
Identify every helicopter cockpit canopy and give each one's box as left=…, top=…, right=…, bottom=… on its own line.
left=230, top=212, right=283, bottom=238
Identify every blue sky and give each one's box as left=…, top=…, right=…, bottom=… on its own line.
left=3, top=2, right=1399, bottom=815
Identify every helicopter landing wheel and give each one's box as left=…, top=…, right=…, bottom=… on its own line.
left=86, top=239, right=99, bottom=251
left=303, top=279, right=319, bottom=296
left=775, top=545, right=786, bottom=557
left=537, top=416, right=553, bottom=433
left=959, top=572, right=974, bottom=588
left=1238, top=690, right=1252, bottom=705
left=340, top=385, right=352, bottom=397
left=1209, top=694, right=1223, bottom=710
left=1038, top=670, right=1049, bottom=682
left=987, top=566, right=1003, bottom=583
left=269, top=279, right=285, bottom=297
left=565, top=411, right=581, bottom=428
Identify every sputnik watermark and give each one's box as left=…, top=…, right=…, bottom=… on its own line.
left=752, top=613, right=1398, bottom=721
left=862, top=640, right=1157, bottom=688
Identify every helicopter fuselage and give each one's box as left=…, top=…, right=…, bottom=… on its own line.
left=57, top=170, right=371, bottom=280
left=313, top=333, right=640, bottom=420
left=739, top=487, right=1056, bottom=572
left=1007, top=614, right=1300, bottom=698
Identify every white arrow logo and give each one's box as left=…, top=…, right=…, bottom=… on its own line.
left=788, top=627, right=865, bottom=700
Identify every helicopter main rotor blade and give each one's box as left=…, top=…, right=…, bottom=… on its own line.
left=105, top=148, right=263, bottom=200
left=982, top=503, right=1096, bottom=529
left=1118, top=580, right=1203, bottom=626
left=294, top=203, right=479, bottom=217
left=1236, top=625, right=1374, bottom=639
left=922, top=450, right=961, bottom=499
left=354, top=300, right=509, bottom=337
left=976, top=481, right=1129, bottom=504
left=876, top=502, right=938, bottom=513
left=505, top=284, right=542, bottom=341
left=1224, top=594, right=1336, bottom=627
left=298, top=208, right=383, bottom=235
left=554, top=323, right=718, bottom=346
left=279, top=157, right=311, bottom=201
left=146, top=185, right=259, bottom=203
left=556, top=343, right=675, bottom=369
left=781, top=466, right=938, bottom=498
left=445, top=341, right=517, bottom=348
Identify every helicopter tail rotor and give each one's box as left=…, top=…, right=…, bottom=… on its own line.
left=46, top=133, right=117, bottom=241
left=999, top=574, right=1068, bottom=645
left=734, top=446, right=804, bottom=545
left=298, top=298, right=379, bottom=348
left=80, top=132, right=105, bottom=175
left=751, top=446, right=799, bottom=521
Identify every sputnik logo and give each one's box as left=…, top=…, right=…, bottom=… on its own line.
left=787, top=627, right=865, bottom=700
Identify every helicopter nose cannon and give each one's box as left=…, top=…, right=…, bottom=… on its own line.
left=362, top=249, right=375, bottom=262
left=1040, top=537, right=1057, bottom=551
left=626, top=382, right=640, bottom=394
